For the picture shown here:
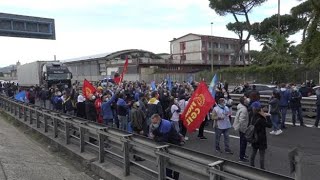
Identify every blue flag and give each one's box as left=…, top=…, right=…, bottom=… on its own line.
left=151, top=81, right=156, bottom=91
left=15, top=91, right=26, bottom=102
left=187, top=74, right=193, bottom=84
left=209, top=74, right=218, bottom=98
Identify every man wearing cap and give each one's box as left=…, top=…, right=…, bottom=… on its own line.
left=212, top=98, right=233, bottom=154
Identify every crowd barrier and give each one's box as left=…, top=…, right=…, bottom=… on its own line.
left=230, top=94, right=317, bottom=117
left=0, top=95, right=296, bottom=180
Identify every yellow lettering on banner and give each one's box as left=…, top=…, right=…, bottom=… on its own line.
left=195, top=108, right=200, bottom=115
left=187, top=116, right=193, bottom=125
left=187, top=102, right=197, bottom=117
left=191, top=112, right=197, bottom=119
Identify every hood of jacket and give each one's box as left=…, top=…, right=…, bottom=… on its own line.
left=148, top=98, right=159, bottom=105
left=237, top=103, right=247, bottom=111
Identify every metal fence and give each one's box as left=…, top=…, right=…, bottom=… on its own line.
left=0, top=95, right=295, bottom=180
left=230, top=94, right=317, bottom=118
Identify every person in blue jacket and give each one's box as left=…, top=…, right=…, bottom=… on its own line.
left=101, top=90, right=118, bottom=127
left=149, top=113, right=181, bottom=180
left=117, top=93, right=130, bottom=131
left=278, top=84, right=291, bottom=129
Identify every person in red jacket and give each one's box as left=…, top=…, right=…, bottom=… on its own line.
left=95, top=94, right=103, bottom=124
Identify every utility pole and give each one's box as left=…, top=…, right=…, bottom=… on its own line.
left=278, top=0, right=281, bottom=34
left=211, top=22, right=213, bottom=73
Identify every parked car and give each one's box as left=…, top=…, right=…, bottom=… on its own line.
left=231, top=84, right=277, bottom=95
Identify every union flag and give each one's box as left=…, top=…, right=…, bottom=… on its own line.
left=82, top=79, right=96, bottom=99
left=119, top=57, right=129, bottom=83
left=181, top=81, right=215, bottom=132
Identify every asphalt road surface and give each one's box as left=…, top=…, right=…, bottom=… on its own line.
left=183, top=120, right=320, bottom=180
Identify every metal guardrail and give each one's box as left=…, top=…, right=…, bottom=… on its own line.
left=230, top=94, right=317, bottom=116
left=0, top=95, right=295, bottom=180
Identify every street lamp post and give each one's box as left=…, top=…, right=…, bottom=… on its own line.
left=278, top=0, right=281, bottom=34
left=211, top=22, right=213, bottom=73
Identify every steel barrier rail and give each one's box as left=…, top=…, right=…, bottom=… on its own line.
left=230, top=94, right=317, bottom=115
left=0, top=95, right=296, bottom=180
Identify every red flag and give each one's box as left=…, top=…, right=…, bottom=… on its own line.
left=113, top=72, right=121, bottom=84
left=119, top=57, right=129, bottom=83
left=82, top=79, right=96, bottom=99
left=181, top=81, right=215, bottom=132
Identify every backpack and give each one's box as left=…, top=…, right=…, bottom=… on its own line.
left=245, top=119, right=259, bottom=143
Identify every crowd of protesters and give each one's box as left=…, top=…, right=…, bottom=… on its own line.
left=2, top=78, right=320, bottom=176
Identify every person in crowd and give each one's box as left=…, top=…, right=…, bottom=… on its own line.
left=27, top=88, right=36, bottom=104
left=101, top=90, right=117, bottom=127
left=170, top=98, right=181, bottom=134
left=290, top=86, right=305, bottom=127
left=249, top=101, right=272, bottom=170
left=85, top=94, right=97, bottom=122
left=117, top=93, right=130, bottom=131
left=314, top=89, right=320, bottom=128
left=76, top=93, right=86, bottom=118
left=178, top=94, right=188, bottom=140
left=299, top=83, right=309, bottom=97
left=62, top=93, right=74, bottom=115
left=278, top=84, right=291, bottom=129
left=146, top=91, right=163, bottom=135
left=52, top=91, right=63, bottom=111
left=212, top=98, right=233, bottom=154
left=269, top=91, right=282, bottom=135
left=95, top=93, right=103, bottom=124
left=39, top=87, right=48, bottom=108
left=233, top=96, right=249, bottom=162
left=130, top=102, right=146, bottom=135
left=149, top=114, right=181, bottom=180
left=197, top=114, right=209, bottom=140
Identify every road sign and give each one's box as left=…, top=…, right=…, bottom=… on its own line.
left=0, top=12, right=55, bottom=40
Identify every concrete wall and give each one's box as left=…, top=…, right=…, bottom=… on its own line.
left=171, top=34, right=202, bottom=63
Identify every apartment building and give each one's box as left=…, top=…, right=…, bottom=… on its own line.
left=170, top=33, right=250, bottom=66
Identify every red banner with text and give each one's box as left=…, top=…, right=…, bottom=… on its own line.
left=181, top=81, right=215, bottom=132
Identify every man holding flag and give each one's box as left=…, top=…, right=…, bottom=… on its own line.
left=180, top=81, right=215, bottom=134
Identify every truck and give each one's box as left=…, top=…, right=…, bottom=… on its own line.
left=17, top=61, right=72, bottom=88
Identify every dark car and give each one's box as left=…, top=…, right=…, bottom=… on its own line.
left=232, top=84, right=276, bottom=95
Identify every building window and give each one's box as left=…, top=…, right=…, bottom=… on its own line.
left=180, top=42, right=186, bottom=50
left=218, top=55, right=221, bottom=61
left=209, top=54, right=212, bottom=61
left=208, top=42, right=212, bottom=48
left=180, top=54, right=186, bottom=60
left=202, top=53, right=206, bottom=60
left=202, top=41, right=206, bottom=47
left=213, top=43, right=219, bottom=48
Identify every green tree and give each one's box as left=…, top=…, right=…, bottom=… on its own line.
left=258, top=33, right=295, bottom=65
left=251, top=14, right=306, bottom=42
left=208, top=0, right=267, bottom=66
left=292, top=0, right=320, bottom=65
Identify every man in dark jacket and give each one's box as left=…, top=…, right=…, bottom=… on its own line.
left=249, top=102, right=272, bottom=170
left=290, top=87, right=305, bottom=127
left=149, top=114, right=181, bottom=180
left=130, top=102, right=146, bottom=135
left=39, top=88, right=48, bottom=108
left=85, top=94, right=97, bottom=122
left=146, top=91, right=163, bottom=136
left=62, top=93, right=74, bottom=115
left=147, top=91, right=163, bottom=118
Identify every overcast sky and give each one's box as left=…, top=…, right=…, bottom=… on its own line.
left=0, top=0, right=303, bottom=67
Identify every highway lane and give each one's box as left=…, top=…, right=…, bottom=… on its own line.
left=182, top=120, right=320, bottom=179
